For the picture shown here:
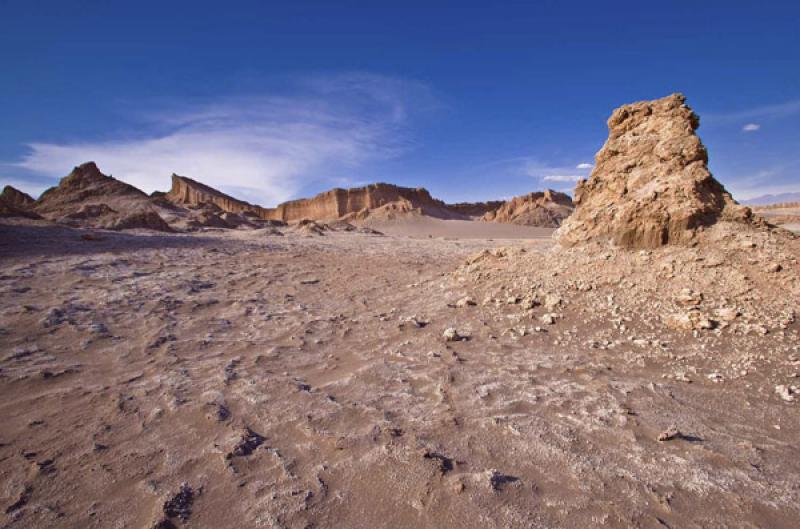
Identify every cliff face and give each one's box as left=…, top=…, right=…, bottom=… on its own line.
left=262, top=183, right=460, bottom=221
left=556, top=94, right=753, bottom=249
left=164, top=174, right=265, bottom=216
left=482, top=190, right=574, bottom=227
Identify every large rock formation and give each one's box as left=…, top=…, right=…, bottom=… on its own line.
left=0, top=186, right=41, bottom=219
left=262, top=183, right=460, bottom=222
left=33, top=162, right=171, bottom=231
left=163, top=174, right=266, bottom=217
left=447, top=200, right=505, bottom=219
left=482, top=190, right=574, bottom=227
left=556, top=93, right=753, bottom=248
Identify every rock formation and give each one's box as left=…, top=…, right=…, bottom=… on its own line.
left=1, top=186, right=35, bottom=208
left=164, top=174, right=265, bottom=217
left=556, top=93, right=753, bottom=248
left=0, top=186, right=41, bottom=219
left=33, top=162, right=171, bottom=231
left=262, top=183, right=459, bottom=222
left=447, top=200, right=505, bottom=219
left=482, top=190, right=573, bottom=227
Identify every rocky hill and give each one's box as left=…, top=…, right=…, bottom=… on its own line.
left=482, top=190, right=573, bottom=227
left=32, top=162, right=171, bottom=231
left=446, top=200, right=505, bottom=219
left=0, top=186, right=41, bottom=219
left=556, top=93, right=754, bottom=248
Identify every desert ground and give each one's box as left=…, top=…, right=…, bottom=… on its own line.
left=1, top=218, right=799, bottom=529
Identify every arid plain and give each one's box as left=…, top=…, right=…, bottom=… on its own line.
left=1, top=94, right=799, bottom=529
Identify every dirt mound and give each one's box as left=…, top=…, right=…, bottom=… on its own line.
left=291, top=219, right=331, bottom=236
left=556, top=94, right=755, bottom=249
left=482, top=190, right=573, bottom=227
left=32, top=162, right=171, bottom=231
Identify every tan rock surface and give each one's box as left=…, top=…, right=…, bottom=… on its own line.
left=556, top=93, right=754, bottom=248
left=482, top=189, right=573, bottom=227
left=262, top=183, right=460, bottom=222
left=164, top=174, right=266, bottom=218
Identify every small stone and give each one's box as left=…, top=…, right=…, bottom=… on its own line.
left=539, top=313, right=557, bottom=325
left=443, top=328, right=465, bottom=342
left=455, top=296, right=476, bottom=308
left=675, top=288, right=703, bottom=306
left=766, top=263, right=782, bottom=273
left=657, top=425, right=681, bottom=442
left=775, top=385, right=796, bottom=402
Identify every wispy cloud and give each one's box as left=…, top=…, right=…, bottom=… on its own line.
left=742, top=123, right=760, bottom=132
left=12, top=73, right=436, bottom=206
left=705, top=98, right=800, bottom=125
left=522, top=159, right=592, bottom=186
left=542, top=174, right=582, bottom=182
left=723, top=160, right=800, bottom=200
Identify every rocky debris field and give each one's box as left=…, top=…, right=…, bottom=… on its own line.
left=1, top=220, right=799, bottom=529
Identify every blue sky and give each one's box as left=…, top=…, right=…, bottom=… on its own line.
left=1, top=1, right=798, bottom=205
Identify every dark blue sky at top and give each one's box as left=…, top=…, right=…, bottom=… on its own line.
left=1, top=0, right=798, bottom=204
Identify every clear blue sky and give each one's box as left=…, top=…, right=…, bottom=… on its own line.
left=1, top=0, right=798, bottom=205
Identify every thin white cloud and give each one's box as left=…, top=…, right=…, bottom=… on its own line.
left=14, top=73, right=435, bottom=206
left=742, top=123, right=760, bottom=132
left=522, top=159, right=592, bottom=185
left=543, top=174, right=582, bottom=182
left=705, top=98, right=800, bottom=125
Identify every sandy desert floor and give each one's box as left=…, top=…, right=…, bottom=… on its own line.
left=1, top=221, right=799, bottom=529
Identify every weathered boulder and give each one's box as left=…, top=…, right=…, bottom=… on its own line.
left=556, top=94, right=753, bottom=248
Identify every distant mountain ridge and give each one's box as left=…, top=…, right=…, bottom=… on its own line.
left=1, top=161, right=574, bottom=231
left=742, top=192, right=800, bottom=206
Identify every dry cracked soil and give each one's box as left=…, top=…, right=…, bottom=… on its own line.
left=1, top=222, right=798, bottom=529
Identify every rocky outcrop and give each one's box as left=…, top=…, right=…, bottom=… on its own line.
left=1, top=186, right=36, bottom=208
left=447, top=200, right=505, bottom=219
left=482, top=190, right=574, bottom=227
left=556, top=93, right=753, bottom=249
left=262, top=183, right=460, bottom=222
left=164, top=174, right=265, bottom=217
left=0, top=186, right=41, bottom=219
left=33, top=162, right=171, bottom=231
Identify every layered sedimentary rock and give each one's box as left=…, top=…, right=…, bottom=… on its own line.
left=482, top=190, right=573, bottom=227
left=262, top=183, right=459, bottom=222
left=164, top=174, right=265, bottom=216
left=556, top=93, right=753, bottom=249
left=33, top=162, right=171, bottom=231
